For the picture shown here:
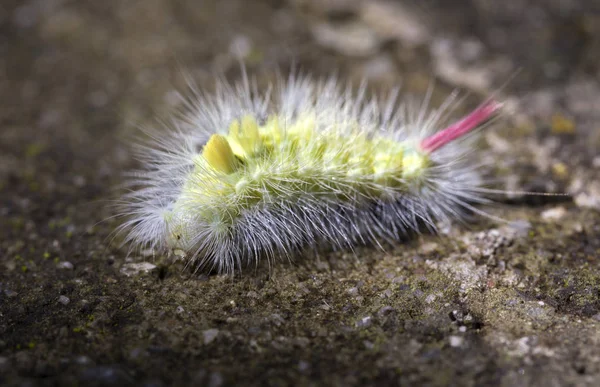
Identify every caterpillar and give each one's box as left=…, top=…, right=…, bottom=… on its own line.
left=116, top=73, right=503, bottom=274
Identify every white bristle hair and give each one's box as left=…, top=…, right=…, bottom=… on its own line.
left=113, top=72, right=496, bottom=274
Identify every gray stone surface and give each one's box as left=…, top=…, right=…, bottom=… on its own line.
left=1, top=0, right=599, bottom=385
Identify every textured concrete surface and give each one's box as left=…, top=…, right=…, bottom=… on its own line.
left=1, top=0, right=599, bottom=386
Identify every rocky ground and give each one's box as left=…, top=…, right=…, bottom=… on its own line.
left=1, top=0, right=599, bottom=386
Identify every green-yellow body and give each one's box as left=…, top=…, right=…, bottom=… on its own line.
left=165, top=112, right=430, bottom=246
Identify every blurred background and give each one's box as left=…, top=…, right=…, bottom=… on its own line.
left=1, top=0, right=599, bottom=210
left=1, top=1, right=600, bottom=386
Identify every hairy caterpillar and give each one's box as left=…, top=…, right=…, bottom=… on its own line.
left=116, top=73, right=504, bottom=274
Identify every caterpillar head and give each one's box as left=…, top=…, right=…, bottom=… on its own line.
left=163, top=208, right=196, bottom=251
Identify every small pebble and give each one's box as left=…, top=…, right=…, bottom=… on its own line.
left=311, top=22, right=379, bottom=57
left=203, top=329, right=219, bottom=345
left=360, top=0, right=428, bottom=46
left=297, top=360, right=310, bottom=372
left=449, top=335, right=464, bottom=347
left=75, top=356, right=92, bottom=365
left=347, top=287, right=359, bottom=295
left=58, top=295, right=70, bottom=305
left=356, top=316, right=372, bottom=328
left=120, top=262, right=157, bottom=277
left=57, top=261, right=74, bottom=270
